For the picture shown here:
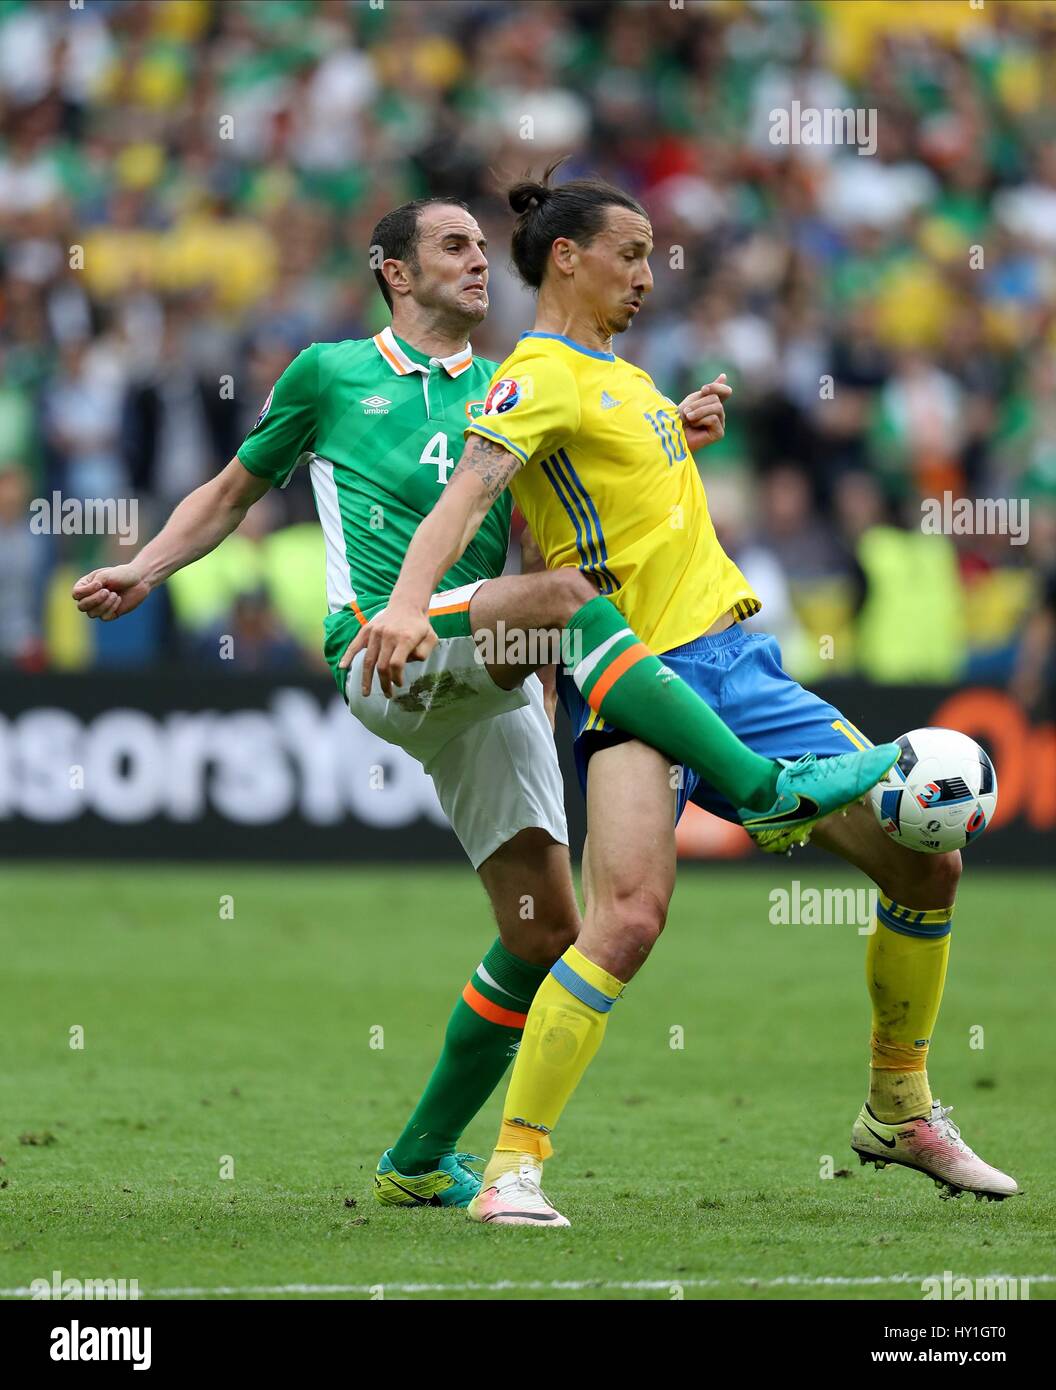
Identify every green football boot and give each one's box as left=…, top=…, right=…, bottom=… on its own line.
left=739, top=743, right=899, bottom=854
left=373, top=1149, right=483, bottom=1208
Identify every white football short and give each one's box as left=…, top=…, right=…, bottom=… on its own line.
left=343, top=581, right=568, bottom=869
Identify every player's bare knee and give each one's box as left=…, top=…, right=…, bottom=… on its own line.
left=605, top=889, right=669, bottom=957
left=547, top=910, right=580, bottom=957
left=887, top=848, right=961, bottom=909
left=551, top=567, right=597, bottom=623
left=494, top=890, right=579, bottom=966
left=519, top=913, right=579, bottom=965
left=927, top=849, right=962, bottom=904
left=496, top=925, right=562, bottom=967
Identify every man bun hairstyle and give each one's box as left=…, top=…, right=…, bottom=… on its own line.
left=369, top=196, right=470, bottom=310
left=507, top=179, right=553, bottom=217
left=507, top=157, right=647, bottom=290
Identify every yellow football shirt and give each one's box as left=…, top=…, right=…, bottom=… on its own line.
left=465, top=332, right=760, bottom=655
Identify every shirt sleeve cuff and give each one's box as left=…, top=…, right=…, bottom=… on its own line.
left=463, top=423, right=529, bottom=466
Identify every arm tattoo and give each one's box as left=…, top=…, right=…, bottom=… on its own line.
left=452, top=434, right=521, bottom=502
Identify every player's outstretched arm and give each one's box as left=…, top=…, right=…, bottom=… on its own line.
left=341, top=433, right=520, bottom=697
left=71, top=457, right=271, bottom=622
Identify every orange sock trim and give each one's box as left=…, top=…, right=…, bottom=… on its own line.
left=587, top=642, right=650, bottom=710
left=461, top=981, right=528, bottom=1029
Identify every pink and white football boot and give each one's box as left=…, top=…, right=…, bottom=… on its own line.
left=852, top=1100, right=1020, bottom=1201
left=468, top=1160, right=570, bottom=1227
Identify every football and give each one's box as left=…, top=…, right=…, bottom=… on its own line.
left=870, top=727, right=998, bottom=853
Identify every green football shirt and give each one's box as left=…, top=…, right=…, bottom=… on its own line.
left=236, top=326, right=509, bottom=688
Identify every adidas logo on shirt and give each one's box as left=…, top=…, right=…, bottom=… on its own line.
left=361, top=395, right=392, bottom=415
left=600, top=390, right=622, bottom=409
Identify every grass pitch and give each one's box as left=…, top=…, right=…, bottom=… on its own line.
left=0, top=863, right=1051, bottom=1301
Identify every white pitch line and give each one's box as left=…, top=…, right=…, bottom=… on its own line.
left=2, top=1274, right=1053, bottom=1298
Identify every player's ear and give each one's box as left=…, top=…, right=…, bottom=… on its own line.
left=382, top=257, right=411, bottom=299
left=550, top=237, right=578, bottom=277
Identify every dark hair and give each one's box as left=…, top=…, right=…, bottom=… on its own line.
left=369, top=196, right=470, bottom=310
left=506, top=158, right=647, bottom=290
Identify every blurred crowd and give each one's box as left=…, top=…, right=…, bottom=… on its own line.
left=1, top=0, right=1055, bottom=702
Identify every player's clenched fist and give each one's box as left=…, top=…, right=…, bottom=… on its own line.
left=339, top=599, right=437, bottom=698
left=71, top=564, right=151, bottom=621
left=679, top=373, right=732, bottom=453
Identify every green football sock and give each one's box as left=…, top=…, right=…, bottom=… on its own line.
left=565, top=596, right=780, bottom=811
left=388, top=938, right=549, bottom=1176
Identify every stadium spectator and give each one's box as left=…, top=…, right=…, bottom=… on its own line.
left=121, top=296, right=241, bottom=510
left=0, top=0, right=1049, bottom=691
left=41, top=335, right=126, bottom=502
left=0, top=461, right=43, bottom=668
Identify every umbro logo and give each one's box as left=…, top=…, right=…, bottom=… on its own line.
left=361, top=395, right=392, bottom=414
left=600, top=390, right=622, bottom=410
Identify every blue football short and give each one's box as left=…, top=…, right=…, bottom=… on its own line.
left=559, top=623, right=872, bottom=823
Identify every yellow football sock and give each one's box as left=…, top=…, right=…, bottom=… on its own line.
left=483, top=945, right=625, bottom=1182
left=867, top=894, right=953, bottom=1123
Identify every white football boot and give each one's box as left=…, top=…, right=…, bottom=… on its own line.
left=852, top=1100, right=1020, bottom=1201
left=468, top=1159, right=570, bottom=1227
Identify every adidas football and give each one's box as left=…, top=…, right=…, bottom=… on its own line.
left=869, top=727, right=997, bottom=853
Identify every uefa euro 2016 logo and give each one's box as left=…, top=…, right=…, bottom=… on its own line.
left=916, top=783, right=943, bottom=807
left=484, top=378, right=520, bottom=415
